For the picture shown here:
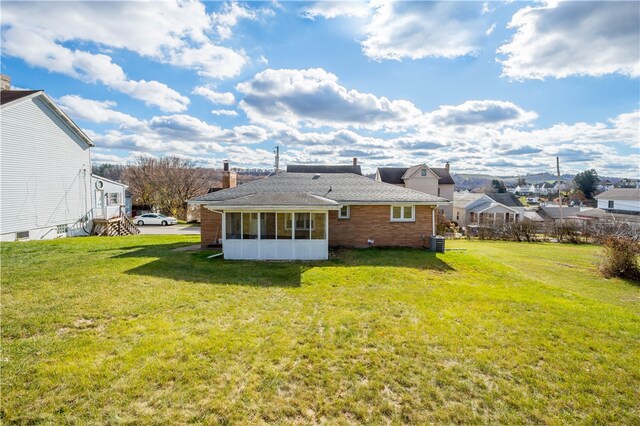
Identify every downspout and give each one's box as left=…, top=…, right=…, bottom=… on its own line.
left=432, top=206, right=436, bottom=236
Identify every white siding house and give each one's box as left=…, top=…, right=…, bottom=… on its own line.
left=595, top=189, right=640, bottom=214
left=1, top=90, right=95, bottom=241
left=91, top=175, right=128, bottom=219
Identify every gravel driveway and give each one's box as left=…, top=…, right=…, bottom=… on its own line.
left=136, top=224, right=200, bottom=235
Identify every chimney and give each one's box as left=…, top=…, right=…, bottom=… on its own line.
left=221, top=160, right=237, bottom=189
left=445, top=161, right=450, bottom=172
left=0, top=74, right=10, bottom=91
left=353, top=157, right=358, bottom=166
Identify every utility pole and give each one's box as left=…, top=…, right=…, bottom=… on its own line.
left=557, top=156, right=563, bottom=227
left=274, top=145, right=280, bottom=174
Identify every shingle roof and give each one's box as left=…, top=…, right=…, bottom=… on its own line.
left=286, top=164, right=362, bottom=175
left=190, top=172, right=448, bottom=204
left=486, top=193, right=524, bottom=207
left=203, top=193, right=339, bottom=207
left=594, top=188, right=640, bottom=201
left=377, top=167, right=406, bottom=184
left=453, top=192, right=484, bottom=208
left=1, top=90, right=41, bottom=105
left=539, top=206, right=581, bottom=219
left=431, top=168, right=455, bottom=185
left=377, top=166, right=455, bottom=185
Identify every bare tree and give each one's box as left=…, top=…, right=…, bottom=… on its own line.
left=123, top=156, right=212, bottom=220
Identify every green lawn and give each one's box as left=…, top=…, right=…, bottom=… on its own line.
left=2, top=236, right=639, bottom=424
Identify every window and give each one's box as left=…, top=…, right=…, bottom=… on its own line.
left=437, top=188, right=441, bottom=197
left=421, top=168, right=427, bottom=176
left=456, top=211, right=460, bottom=221
left=108, top=192, right=121, bottom=206
left=608, top=200, right=614, bottom=209
left=16, top=231, right=29, bottom=240
left=57, top=224, right=68, bottom=234
left=391, top=205, right=415, bottom=222
left=338, top=205, right=350, bottom=219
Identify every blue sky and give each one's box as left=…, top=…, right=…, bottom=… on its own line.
left=2, top=1, right=639, bottom=177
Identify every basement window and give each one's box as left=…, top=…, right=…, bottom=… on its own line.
left=391, top=205, right=415, bottom=222
left=16, top=231, right=29, bottom=240
left=57, top=224, right=68, bottom=234
left=338, top=205, right=350, bottom=219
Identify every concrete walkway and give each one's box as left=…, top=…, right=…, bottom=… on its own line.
left=137, top=224, right=200, bottom=235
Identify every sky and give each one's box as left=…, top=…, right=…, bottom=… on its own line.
left=1, top=0, right=639, bottom=177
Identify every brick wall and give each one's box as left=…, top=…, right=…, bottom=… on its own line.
left=329, top=205, right=434, bottom=248
left=199, top=204, right=434, bottom=249
left=200, top=206, right=222, bottom=248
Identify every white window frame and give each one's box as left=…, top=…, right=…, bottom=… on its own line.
left=338, top=205, right=350, bottom=219
left=390, top=205, right=415, bottom=222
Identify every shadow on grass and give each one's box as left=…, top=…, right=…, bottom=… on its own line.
left=115, top=244, right=454, bottom=288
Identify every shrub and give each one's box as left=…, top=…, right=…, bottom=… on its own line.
left=600, top=237, right=640, bottom=281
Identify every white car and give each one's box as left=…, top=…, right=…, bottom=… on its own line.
left=133, top=213, right=178, bottom=226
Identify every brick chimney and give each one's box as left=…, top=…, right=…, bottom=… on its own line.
left=445, top=161, right=450, bottom=172
left=1, top=74, right=10, bottom=91
left=221, top=160, right=237, bottom=189
left=353, top=157, right=358, bottom=166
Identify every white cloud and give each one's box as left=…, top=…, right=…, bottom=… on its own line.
left=236, top=68, right=422, bottom=130
left=0, top=1, right=253, bottom=109
left=362, top=1, right=487, bottom=60
left=1, top=27, right=190, bottom=112
left=192, top=85, right=236, bottom=105
left=301, top=2, right=370, bottom=20
left=498, top=1, right=640, bottom=80
left=426, top=100, right=538, bottom=128
left=211, top=109, right=239, bottom=116
left=212, top=1, right=259, bottom=40
left=57, top=95, right=143, bottom=128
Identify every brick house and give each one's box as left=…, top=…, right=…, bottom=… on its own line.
left=190, top=164, right=449, bottom=260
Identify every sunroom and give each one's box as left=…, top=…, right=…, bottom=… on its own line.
left=205, top=193, right=340, bottom=260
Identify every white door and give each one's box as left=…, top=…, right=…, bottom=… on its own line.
left=95, top=190, right=105, bottom=218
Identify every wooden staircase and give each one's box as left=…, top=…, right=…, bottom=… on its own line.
left=91, top=207, right=140, bottom=236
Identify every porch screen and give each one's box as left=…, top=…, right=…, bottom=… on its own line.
left=260, top=213, right=276, bottom=239
left=242, top=212, right=259, bottom=239
left=226, top=213, right=241, bottom=239
left=277, top=213, right=293, bottom=239
left=311, top=213, right=325, bottom=239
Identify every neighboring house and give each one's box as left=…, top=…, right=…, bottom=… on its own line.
left=1, top=87, right=95, bottom=241
left=453, top=192, right=525, bottom=228
left=91, top=175, right=128, bottom=219
left=189, top=168, right=449, bottom=260
left=376, top=163, right=455, bottom=219
left=529, top=205, right=582, bottom=225
left=594, top=188, right=640, bottom=215
left=576, top=208, right=640, bottom=226
left=597, top=180, right=615, bottom=192
left=1, top=78, right=132, bottom=241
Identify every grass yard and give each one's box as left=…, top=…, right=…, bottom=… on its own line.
left=2, top=236, right=639, bottom=424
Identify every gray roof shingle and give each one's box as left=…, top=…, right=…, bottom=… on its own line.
left=595, top=188, right=640, bottom=201
left=190, top=172, right=448, bottom=204
left=203, top=193, right=339, bottom=207
left=486, top=193, right=524, bottom=207
left=286, top=164, right=362, bottom=175
left=377, top=166, right=455, bottom=185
